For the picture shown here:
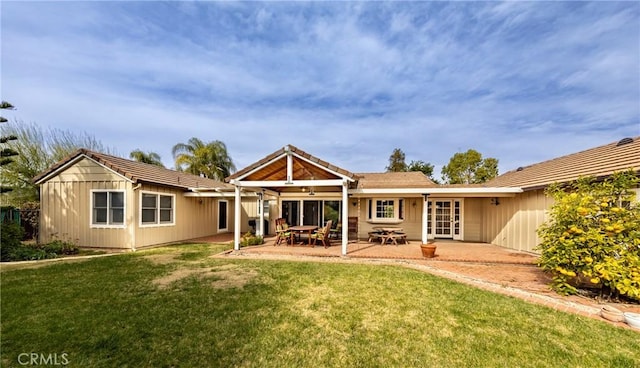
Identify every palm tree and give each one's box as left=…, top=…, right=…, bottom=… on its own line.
left=129, top=149, right=164, bottom=167
left=172, top=138, right=235, bottom=180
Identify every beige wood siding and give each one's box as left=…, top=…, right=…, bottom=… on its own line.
left=134, top=184, right=221, bottom=248
left=354, top=197, right=422, bottom=240
left=39, top=158, right=133, bottom=249
left=39, top=158, right=236, bottom=250
left=240, top=199, right=259, bottom=234
left=481, top=190, right=553, bottom=253
left=463, top=198, right=483, bottom=242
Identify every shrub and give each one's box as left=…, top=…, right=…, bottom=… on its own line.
left=1, top=238, right=79, bottom=262
left=42, top=240, right=79, bottom=256
left=537, top=171, right=640, bottom=301
left=240, top=232, right=264, bottom=247
left=1, top=220, right=24, bottom=261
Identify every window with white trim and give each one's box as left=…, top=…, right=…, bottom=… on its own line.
left=368, top=199, right=404, bottom=222
left=91, top=190, right=125, bottom=227
left=141, top=192, right=175, bottom=226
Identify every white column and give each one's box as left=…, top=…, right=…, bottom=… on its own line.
left=342, top=181, right=349, bottom=256
left=286, top=148, right=293, bottom=183
left=234, top=185, right=241, bottom=250
left=257, top=193, right=264, bottom=236
left=421, top=194, right=429, bottom=244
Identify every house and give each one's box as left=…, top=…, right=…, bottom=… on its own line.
left=35, top=136, right=639, bottom=254
left=226, top=145, right=522, bottom=255
left=482, top=136, right=640, bottom=252
left=228, top=137, right=639, bottom=255
left=33, top=149, right=258, bottom=251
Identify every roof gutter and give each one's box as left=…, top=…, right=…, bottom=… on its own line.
left=348, top=187, right=523, bottom=197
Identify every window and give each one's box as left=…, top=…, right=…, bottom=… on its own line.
left=368, top=198, right=404, bottom=222
left=376, top=200, right=395, bottom=219
left=91, top=190, right=125, bottom=227
left=141, top=192, right=174, bottom=226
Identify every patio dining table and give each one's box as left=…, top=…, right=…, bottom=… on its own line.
left=288, top=225, right=319, bottom=246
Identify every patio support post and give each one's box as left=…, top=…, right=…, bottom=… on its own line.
left=341, top=180, right=348, bottom=256
left=234, top=185, right=241, bottom=251
left=257, top=192, right=264, bottom=236
left=421, top=194, right=429, bottom=244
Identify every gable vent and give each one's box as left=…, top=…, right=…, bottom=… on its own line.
left=616, top=137, right=634, bottom=146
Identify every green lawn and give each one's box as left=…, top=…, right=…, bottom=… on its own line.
left=1, top=243, right=638, bottom=367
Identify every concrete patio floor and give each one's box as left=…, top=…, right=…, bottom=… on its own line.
left=193, top=234, right=538, bottom=264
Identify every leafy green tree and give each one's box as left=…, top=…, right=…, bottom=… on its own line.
left=1, top=101, right=18, bottom=193
left=441, top=149, right=498, bottom=184
left=537, top=171, right=640, bottom=301
left=1, top=121, right=113, bottom=205
left=407, top=160, right=435, bottom=180
left=386, top=148, right=407, bottom=172
left=385, top=149, right=437, bottom=181
left=172, top=138, right=235, bottom=180
left=130, top=149, right=164, bottom=167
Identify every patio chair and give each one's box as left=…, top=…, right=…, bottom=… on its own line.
left=329, top=222, right=342, bottom=239
left=311, top=220, right=332, bottom=248
left=275, top=218, right=292, bottom=246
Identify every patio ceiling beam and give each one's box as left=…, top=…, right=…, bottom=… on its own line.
left=230, top=179, right=345, bottom=187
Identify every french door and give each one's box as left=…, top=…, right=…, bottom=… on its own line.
left=435, top=201, right=452, bottom=237
left=428, top=199, right=462, bottom=240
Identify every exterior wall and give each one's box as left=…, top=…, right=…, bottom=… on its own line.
left=353, top=197, right=423, bottom=240
left=481, top=189, right=553, bottom=253
left=239, top=198, right=259, bottom=234
left=134, top=184, right=222, bottom=249
left=39, top=158, right=134, bottom=249
left=463, top=198, right=483, bottom=242
left=39, top=157, right=242, bottom=250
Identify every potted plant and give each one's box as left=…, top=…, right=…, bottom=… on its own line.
left=420, top=242, right=437, bottom=258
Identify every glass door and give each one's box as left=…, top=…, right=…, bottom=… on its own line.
left=303, top=200, right=321, bottom=226
left=435, top=200, right=452, bottom=238
left=282, top=201, right=299, bottom=226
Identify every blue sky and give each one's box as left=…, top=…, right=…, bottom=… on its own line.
left=2, top=1, right=639, bottom=179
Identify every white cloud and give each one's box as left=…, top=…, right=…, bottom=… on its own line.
left=1, top=1, right=638, bottom=177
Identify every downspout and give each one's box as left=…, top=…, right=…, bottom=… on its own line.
left=131, top=183, right=142, bottom=251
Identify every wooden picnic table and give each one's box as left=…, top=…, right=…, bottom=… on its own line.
left=288, top=225, right=318, bottom=246
left=369, top=227, right=407, bottom=245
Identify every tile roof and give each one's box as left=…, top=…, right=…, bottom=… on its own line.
left=355, top=172, right=437, bottom=189
left=487, top=136, right=640, bottom=190
left=227, top=144, right=359, bottom=181
left=33, top=149, right=233, bottom=191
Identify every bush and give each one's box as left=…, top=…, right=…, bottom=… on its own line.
left=537, top=171, right=640, bottom=301
left=240, top=232, right=264, bottom=247
left=1, top=221, right=24, bottom=261
left=1, top=238, right=79, bottom=262
left=42, top=240, right=80, bottom=256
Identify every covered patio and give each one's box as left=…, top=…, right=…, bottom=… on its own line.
left=225, top=144, right=524, bottom=257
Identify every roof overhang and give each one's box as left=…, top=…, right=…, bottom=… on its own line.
left=230, top=179, right=347, bottom=188
left=349, top=187, right=523, bottom=197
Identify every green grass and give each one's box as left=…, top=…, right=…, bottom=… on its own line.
left=1, top=243, right=638, bottom=367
